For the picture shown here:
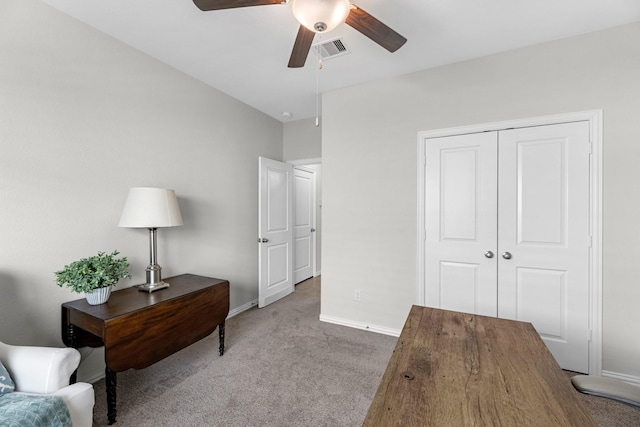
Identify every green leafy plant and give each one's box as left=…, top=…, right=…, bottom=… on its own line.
left=55, top=250, right=131, bottom=293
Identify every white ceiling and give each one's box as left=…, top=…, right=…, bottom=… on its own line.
left=40, top=0, right=640, bottom=122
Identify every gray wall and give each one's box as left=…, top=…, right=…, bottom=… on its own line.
left=283, top=117, right=322, bottom=161
left=321, top=22, right=640, bottom=378
left=0, top=0, right=282, bottom=380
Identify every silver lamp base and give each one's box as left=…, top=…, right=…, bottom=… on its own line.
left=136, top=261, right=170, bottom=292
left=135, top=281, right=170, bottom=293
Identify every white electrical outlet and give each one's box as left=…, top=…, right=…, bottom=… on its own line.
left=354, top=290, right=361, bottom=301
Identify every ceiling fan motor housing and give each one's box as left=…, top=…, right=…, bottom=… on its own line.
left=314, top=22, right=327, bottom=32
left=291, top=0, right=351, bottom=33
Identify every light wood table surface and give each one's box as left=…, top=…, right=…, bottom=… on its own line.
left=363, top=305, right=597, bottom=426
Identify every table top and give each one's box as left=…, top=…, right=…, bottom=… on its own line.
left=62, top=273, right=228, bottom=320
left=363, top=305, right=597, bottom=426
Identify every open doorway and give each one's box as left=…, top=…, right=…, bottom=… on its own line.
left=258, top=157, right=321, bottom=307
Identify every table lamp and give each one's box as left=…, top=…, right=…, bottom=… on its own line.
left=118, top=187, right=183, bottom=292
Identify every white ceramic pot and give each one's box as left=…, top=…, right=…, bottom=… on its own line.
left=85, top=286, right=112, bottom=305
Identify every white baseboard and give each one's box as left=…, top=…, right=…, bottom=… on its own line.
left=319, top=314, right=401, bottom=337
left=227, top=298, right=258, bottom=319
left=602, top=370, right=640, bottom=386
left=82, top=370, right=106, bottom=384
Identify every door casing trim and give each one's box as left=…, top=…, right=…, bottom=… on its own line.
left=416, top=110, right=603, bottom=375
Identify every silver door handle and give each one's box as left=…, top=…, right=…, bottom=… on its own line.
left=257, top=238, right=268, bottom=243
left=484, top=251, right=494, bottom=259
left=502, top=252, right=512, bottom=260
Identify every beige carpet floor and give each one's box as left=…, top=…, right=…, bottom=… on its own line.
left=90, top=277, right=640, bottom=426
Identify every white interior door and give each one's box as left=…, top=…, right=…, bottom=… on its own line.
left=424, top=121, right=592, bottom=373
left=425, top=132, right=499, bottom=316
left=293, top=166, right=315, bottom=284
left=497, top=122, right=591, bottom=373
left=258, top=157, right=293, bottom=308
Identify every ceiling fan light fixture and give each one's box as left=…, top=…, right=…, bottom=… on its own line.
left=291, top=0, right=351, bottom=33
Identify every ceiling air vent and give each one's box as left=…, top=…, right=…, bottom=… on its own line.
left=314, top=37, right=351, bottom=61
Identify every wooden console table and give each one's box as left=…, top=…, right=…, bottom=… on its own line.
left=61, top=274, right=229, bottom=425
left=363, top=305, right=597, bottom=426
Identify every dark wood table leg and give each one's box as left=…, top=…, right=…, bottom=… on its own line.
left=66, top=324, right=78, bottom=384
left=66, top=324, right=76, bottom=348
left=218, top=321, right=225, bottom=356
left=106, top=367, right=117, bottom=425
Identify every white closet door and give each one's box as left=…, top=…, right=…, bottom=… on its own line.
left=497, top=122, right=591, bottom=373
left=424, top=121, right=591, bottom=373
left=293, top=167, right=315, bottom=284
left=425, top=132, right=498, bottom=316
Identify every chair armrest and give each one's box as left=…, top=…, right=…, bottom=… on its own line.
left=53, top=382, right=95, bottom=427
left=14, top=383, right=95, bottom=427
left=0, top=342, right=80, bottom=394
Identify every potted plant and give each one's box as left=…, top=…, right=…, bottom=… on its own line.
left=55, top=250, right=131, bottom=305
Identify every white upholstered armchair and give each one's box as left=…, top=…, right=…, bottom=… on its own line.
left=0, top=341, right=94, bottom=427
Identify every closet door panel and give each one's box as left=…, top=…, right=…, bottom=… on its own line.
left=516, top=267, right=566, bottom=338
left=425, top=132, right=498, bottom=316
left=497, top=122, right=590, bottom=373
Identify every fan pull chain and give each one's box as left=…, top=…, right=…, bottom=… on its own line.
left=316, top=55, right=322, bottom=127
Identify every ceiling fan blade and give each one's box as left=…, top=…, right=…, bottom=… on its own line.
left=346, top=5, right=407, bottom=52
left=288, top=25, right=315, bottom=68
left=193, top=0, right=283, bottom=12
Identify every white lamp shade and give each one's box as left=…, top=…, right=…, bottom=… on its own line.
left=291, top=0, right=351, bottom=33
left=118, top=187, right=184, bottom=228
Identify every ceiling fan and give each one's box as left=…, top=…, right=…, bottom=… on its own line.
left=192, top=0, right=407, bottom=68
